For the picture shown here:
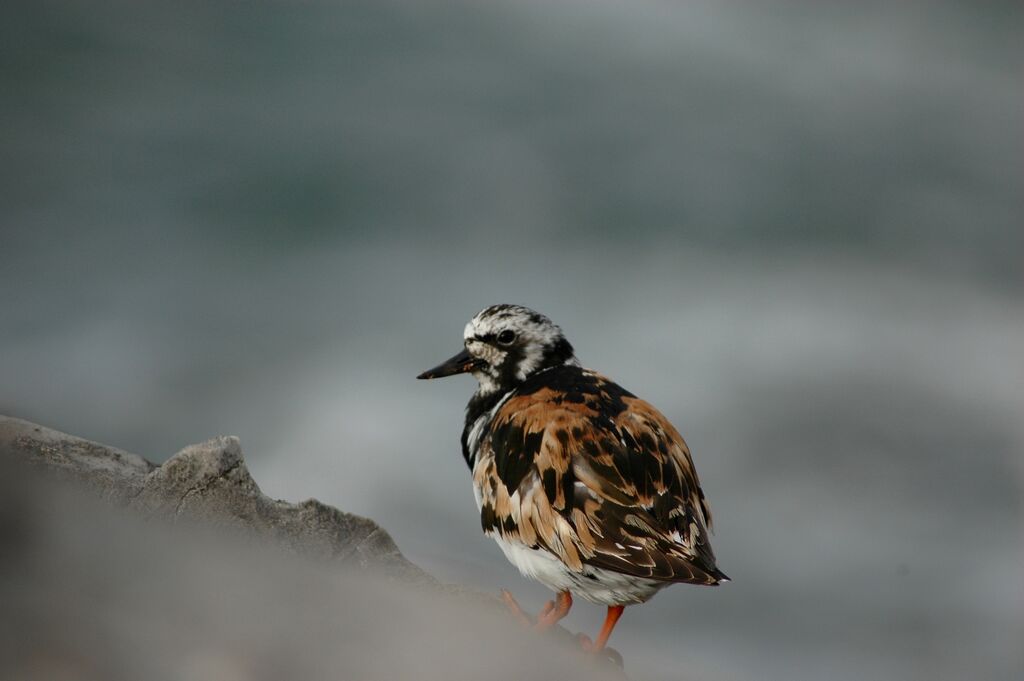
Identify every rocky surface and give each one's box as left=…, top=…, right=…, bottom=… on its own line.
left=0, top=415, right=431, bottom=583
left=0, top=415, right=631, bottom=680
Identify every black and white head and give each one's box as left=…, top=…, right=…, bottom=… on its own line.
left=417, top=304, right=576, bottom=396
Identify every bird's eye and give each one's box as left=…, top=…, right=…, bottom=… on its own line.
left=496, top=330, right=516, bottom=345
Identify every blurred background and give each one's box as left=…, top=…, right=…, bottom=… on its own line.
left=2, top=1, right=1021, bottom=680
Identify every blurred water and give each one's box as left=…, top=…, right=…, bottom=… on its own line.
left=2, top=1, right=1022, bottom=680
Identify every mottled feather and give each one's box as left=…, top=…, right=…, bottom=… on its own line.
left=474, top=365, right=726, bottom=585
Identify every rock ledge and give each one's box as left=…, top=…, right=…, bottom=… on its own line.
left=0, top=415, right=432, bottom=583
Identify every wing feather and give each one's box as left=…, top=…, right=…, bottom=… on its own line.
left=476, top=370, right=727, bottom=585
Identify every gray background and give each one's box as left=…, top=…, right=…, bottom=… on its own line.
left=3, top=2, right=1022, bottom=680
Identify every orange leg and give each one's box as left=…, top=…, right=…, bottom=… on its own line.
left=579, top=605, right=625, bottom=652
left=534, top=590, right=572, bottom=631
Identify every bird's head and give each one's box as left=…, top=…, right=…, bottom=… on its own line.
left=417, top=304, right=576, bottom=395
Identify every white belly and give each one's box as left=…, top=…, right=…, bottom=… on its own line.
left=491, top=534, right=669, bottom=606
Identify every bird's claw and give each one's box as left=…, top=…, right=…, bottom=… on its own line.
left=499, top=589, right=532, bottom=628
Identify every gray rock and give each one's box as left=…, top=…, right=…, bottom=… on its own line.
left=0, top=460, right=630, bottom=681
left=0, top=415, right=630, bottom=678
left=0, top=415, right=431, bottom=583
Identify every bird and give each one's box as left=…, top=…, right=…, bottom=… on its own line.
left=417, top=304, right=727, bottom=652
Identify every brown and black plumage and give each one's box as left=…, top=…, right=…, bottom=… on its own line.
left=418, top=304, right=727, bottom=651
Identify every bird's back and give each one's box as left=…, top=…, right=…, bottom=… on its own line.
left=472, top=364, right=727, bottom=586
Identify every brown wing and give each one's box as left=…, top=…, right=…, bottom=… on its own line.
left=475, top=368, right=726, bottom=585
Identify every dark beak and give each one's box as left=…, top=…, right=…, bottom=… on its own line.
left=417, top=348, right=481, bottom=380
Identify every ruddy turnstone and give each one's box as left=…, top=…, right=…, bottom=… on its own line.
left=418, top=304, right=727, bottom=652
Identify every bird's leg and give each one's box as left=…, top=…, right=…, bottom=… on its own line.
left=579, top=605, right=625, bottom=652
left=499, top=589, right=532, bottom=627
left=534, top=590, right=572, bottom=631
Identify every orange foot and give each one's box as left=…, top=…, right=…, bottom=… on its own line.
left=534, top=590, right=572, bottom=631
left=500, top=589, right=533, bottom=627
left=500, top=589, right=573, bottom=630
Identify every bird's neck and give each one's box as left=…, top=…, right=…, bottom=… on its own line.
left=460, top=387, right=512, bottom=469
left=459, top=358, right=577, bottom=469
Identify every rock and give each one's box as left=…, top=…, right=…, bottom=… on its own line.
left=0, top=462, right=630, bottom=681
left=0, top=415, right=631, bottom=679
left=0, top=415, right=432, bottom=583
